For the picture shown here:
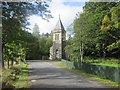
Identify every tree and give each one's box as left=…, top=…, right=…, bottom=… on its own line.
left=100, top=15, right=113, bottom=58
left=110, top=4, right=120, bottom=29
left=82, top=2, right=118, bottom=58
left=2, top=1, right=52, bottom=68
left=32, top=23, right=40, bottom=37
left=68, top=2, right=119, bottom=61
left=106, top=3, right=120, bottom=57
left=2, top=2, right=52, bottom=44
left=65, top=24, right=75, bottom=61
left=66, top=23, right=74, bottom=39
left=38, top=33, right=52, bottom=60
left=0, top=27, right=3, bottom=67
left=101, top=15, right=112, bottom=31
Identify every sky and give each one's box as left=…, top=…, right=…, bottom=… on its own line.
left=28, top=0, right=88, bottom=34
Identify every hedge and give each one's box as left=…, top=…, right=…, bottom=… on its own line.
left=61, top=59, right=120, bottom=83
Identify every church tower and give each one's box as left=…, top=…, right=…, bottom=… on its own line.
left=50, top=16, right=66, bottom=60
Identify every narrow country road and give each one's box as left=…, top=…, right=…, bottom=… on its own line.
left=28, top=60, right=110, bottom=88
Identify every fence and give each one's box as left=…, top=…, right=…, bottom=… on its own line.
left=61, top=59, right=120, bottom=83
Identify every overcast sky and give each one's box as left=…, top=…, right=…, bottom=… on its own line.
left=28, top=0, right=88, bottom=34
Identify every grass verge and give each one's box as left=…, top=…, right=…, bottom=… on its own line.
left=13, top=63, right=29, bottom=88
left=91, top=63, right=120, bottom=67
left=83, top=58, right=120, bottom=67
left=2, top=63, right=29, bottom=89
left=53, top=61, right=119, bottom=88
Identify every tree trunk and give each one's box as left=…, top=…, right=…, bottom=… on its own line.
left=2, top=45, right=4, bottom=68
left=0, top=30, right=4, bottom=68
left=18, top=57, right=20, bottom=65
left=103, top=50, right=106, bottom=58
left=2, top=56, right=4, bottom=69
left=8, top=59, right=9, bottom=69
left=11, top=58, right=14, bottom=66
left=102, top=43, right=106, bottom=58
left=80, top=42, right=83, bottom=62
left=81, top=42, right=84, bottom=61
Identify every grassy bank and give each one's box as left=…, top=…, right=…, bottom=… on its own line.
left=83, top=58, right=120, bottom=67
left=91, top=63, right=119, bottom=67
left=13, top=63, right=29, bottom=88
left=53, top=61, right=119, bottom=88
left=2, top=63, right=29, bottom=89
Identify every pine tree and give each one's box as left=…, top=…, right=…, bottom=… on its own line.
left=32, top=23, right=40, bottom=38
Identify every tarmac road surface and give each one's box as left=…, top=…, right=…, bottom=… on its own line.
left=28, top=60, right=111, bottom=88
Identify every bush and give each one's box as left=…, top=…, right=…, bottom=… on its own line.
left=2, top=66, right=22, bottom=89
left=11, top=67, right=21, bottom=75
left=2, top=81, right=15, bottom=90
left=2, top=71, right=15, bottom=89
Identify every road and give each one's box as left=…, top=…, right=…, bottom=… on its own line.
left=28, top=60, right=110, bottom=88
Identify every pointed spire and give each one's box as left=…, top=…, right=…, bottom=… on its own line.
left=59, top=14, right=60, bottom=21
left=53, top=15, right=66, bottom=33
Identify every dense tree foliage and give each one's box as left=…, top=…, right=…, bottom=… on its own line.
left=27, top=23, right=52, bottom=60
left=65, top=2, right=120, bottom=61
left=2, top=1, right=52, bottom=68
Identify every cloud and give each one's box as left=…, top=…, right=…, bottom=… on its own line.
left=28, top=0, right=85, bottom=34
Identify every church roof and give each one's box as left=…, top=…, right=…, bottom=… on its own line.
left=54, top=17, right=66, bottom=32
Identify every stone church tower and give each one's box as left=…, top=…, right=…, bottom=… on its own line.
left=49, top=17, right=66, bottom=60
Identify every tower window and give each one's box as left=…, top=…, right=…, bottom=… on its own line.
left=55, top=34, right=59, bottom=40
